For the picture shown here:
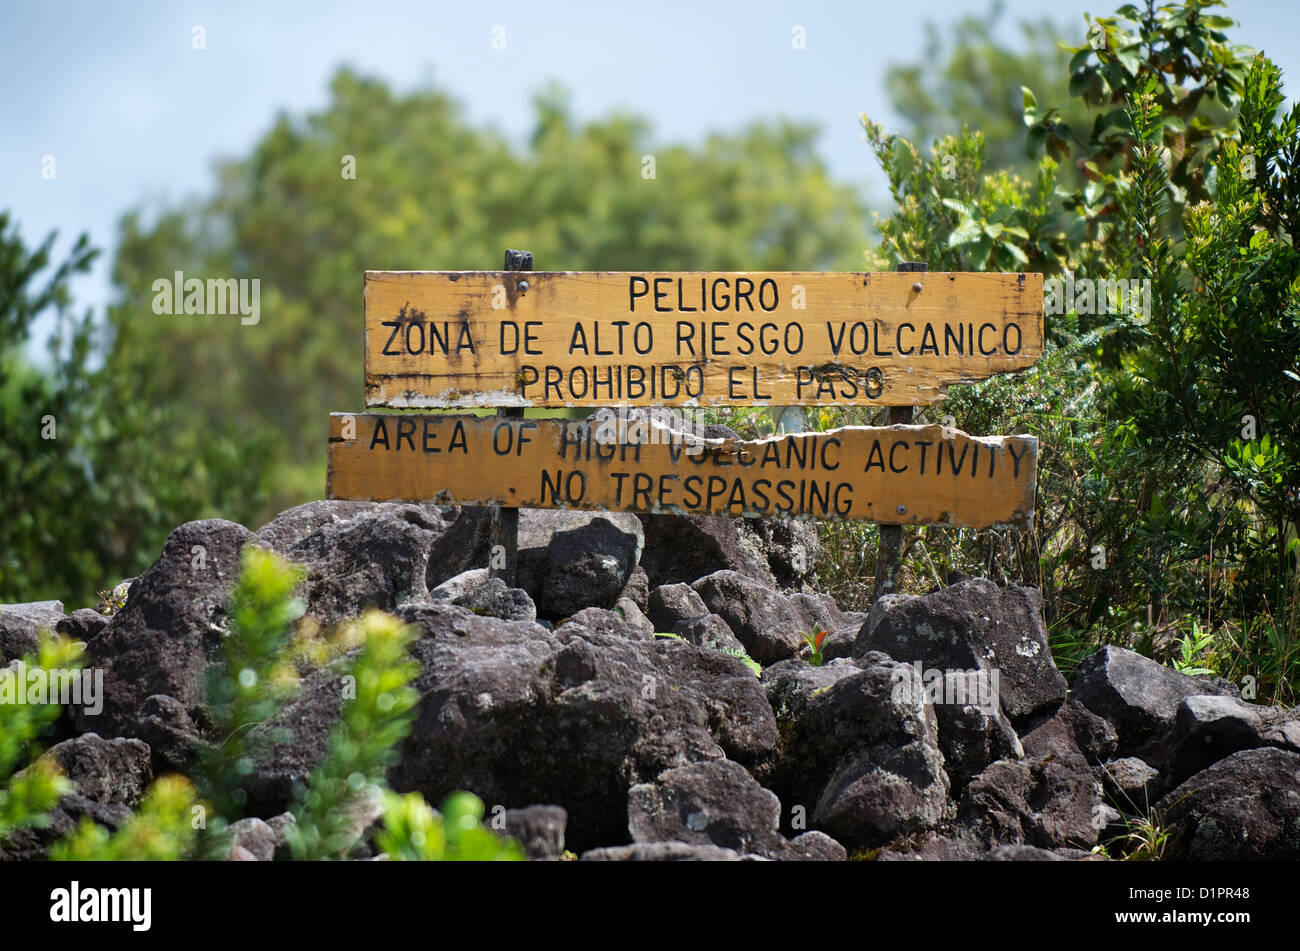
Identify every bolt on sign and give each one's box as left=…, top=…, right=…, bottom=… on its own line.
left=327, top=415, right=1037, bottom=530
left=363, top=270, right=1043, bottom=408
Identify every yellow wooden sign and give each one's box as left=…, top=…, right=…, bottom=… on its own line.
left=363, top=270, right=1043, bottom=408
left=327, top=413, right=1037, bottom=528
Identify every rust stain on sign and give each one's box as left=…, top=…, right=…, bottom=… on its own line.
left=327, top=414, right=1037, bottom=529
left=363, top=270, right=1044, bottom=408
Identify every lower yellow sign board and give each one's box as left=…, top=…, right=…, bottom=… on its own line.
left=327, top=413, right=1037, bottom=529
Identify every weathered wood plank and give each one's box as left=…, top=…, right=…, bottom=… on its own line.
left=363, top=270, right=1044, bottom=408
left=327, top=413, right=1037, bottom=529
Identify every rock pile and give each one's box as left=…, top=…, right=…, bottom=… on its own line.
left=3, top=501, right=1296, bottom=860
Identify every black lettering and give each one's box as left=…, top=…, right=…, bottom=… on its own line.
left=544, top=365, right=563, bottom=401
left=654, top=277, right=672, bottom=312
left=864, top=439, right=885, bottom=472
left=827, top=322, right=846, bottom=356
left=396, top=417, right=416, bottom=451
left=979, top=323, right=996, bottom=355
left=735, top=278, right=755, bottom=311
left=889, top=440, right=909, bottom=473
left=683, top=475, right=703, bottom=508
left=405, top=321, right=425, bottom=355
left=710, top=321, right=730, bottom=355
left=492, top=422, right=513, bottom=456
left=676, top=279, right=696, bottom=312
left=629, top=276, right=649, bottom=311
left=676, top=321, right=695, bottom=356
left=1008, top=442, right=1030, bottom=478
left=382, top=320, right=402, bottom=355
left=518, top=365, right=539, bottom=395
left=448, top=420, right=468, bottom=454
left=919, top=324, right=939, bottom=356
left=632, top=473, right=653, bottom=509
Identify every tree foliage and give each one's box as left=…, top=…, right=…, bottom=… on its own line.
left=108, top=70, right=867, bottom=521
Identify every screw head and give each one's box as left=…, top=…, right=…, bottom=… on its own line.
left=518, top=280, right=530, bottom=292
left=896, top=504, right=907, bottom=514
left=912, top=281, right=923, bottom=292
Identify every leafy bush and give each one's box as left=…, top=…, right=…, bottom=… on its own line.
left=0, top=633, right=80, bottom=842
left=837, top=2, right=1297, bottom=700
left=287, top=609, right=421, bottom=860
left=378, top=790, right=525, bottom=862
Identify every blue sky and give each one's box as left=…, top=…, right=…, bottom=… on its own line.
left=2, top=0, right=1296, bottom=330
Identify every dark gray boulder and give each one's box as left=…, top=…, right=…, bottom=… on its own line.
left=42, top=733, right=153, bottom=807
left=560, top=606, right=654, bottom=642
left=517, top=510, right=644, bottom=618
left=501, top=805, right=567, bottom=861
left=955, top=750, right=1102, bottom=851
left=647, top=583, right=710, bottom=633
left=1071, top=646, right=1237, bottom=762
left=784, top=831, right=848, bottom=861
left=854, top=578, right=1066, bottom=722
left=56, top=608, right=109, bottom=643
left=0, top=600, right=65, bottom=662
left=931, top=672, right=1025, bottom=793
left=1021, top=699, right=1119, bottom=765
left=425, top=506, right=494, bottom=588
left=1097, top=757, right=1162, bottom=814
left=246, top=602, right=776, bottom=850
left=286, top=504, right=443, bottom=625
left=1160, top=694, right=1300, bottom=787
left=580, top=842, right=754, bottom=861
left=741, top=518, right=820, bottom=590
left=618, top=566, right=650, bottom=613
left=672, top=614, right=748, bottom=655
left=130, top=694, right=203, bottom=776
left=692, top=570, right=846, bottom=665
left=256, top=500, right=446, bottom=552
left=1157, top=747, right=1300, bottom=860
left=78, top=519, right=256, bottom=737
left=639, top=514, right=776, bottom=589
left=763, top=656, right=949, bottom=849
left=983, top=844, right=1068, bottom=861
left=627, top=759, right=782, bottom=857
left=430, top=569, right=537, bottom=623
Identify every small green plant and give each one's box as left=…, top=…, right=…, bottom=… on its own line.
left=653, top=631, right=685, bottom=642
left=800, top=622, right=829, bottom=666
left=288, top=610, right=420, bottom=860
left=95, top=581, right=131, bottom=617
left=1108, top=813, right=1172, bottom=862
left=198, top=546, right=305, bottom=842
left=51, top=776, right=201, bottom=861
left=0, top=632, right=80, bottom=843
left=720, top=647, right=762, bottom=676
left=1171, top=621, right=1216, bottom=677
left=377, top=790, right=525, bottom=861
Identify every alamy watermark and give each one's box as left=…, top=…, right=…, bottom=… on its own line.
left=1, top=661, right=103, bottom=716
left=890, top=660, right=1001, bottom=715
left=1045, top=271, right=1151, bottom=325
left=151, top=270, right=260, bottom=325
left=591, top=405, right=714, bottom=454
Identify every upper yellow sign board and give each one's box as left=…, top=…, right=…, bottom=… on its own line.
left=363, top=271, right=1043, bottom=408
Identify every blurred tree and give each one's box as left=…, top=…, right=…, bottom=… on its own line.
left=0, top=213, right=272, bottom=606
left=108, top=69, right=866, bottom=521
left=883, top=1, right=1092, bottom=185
